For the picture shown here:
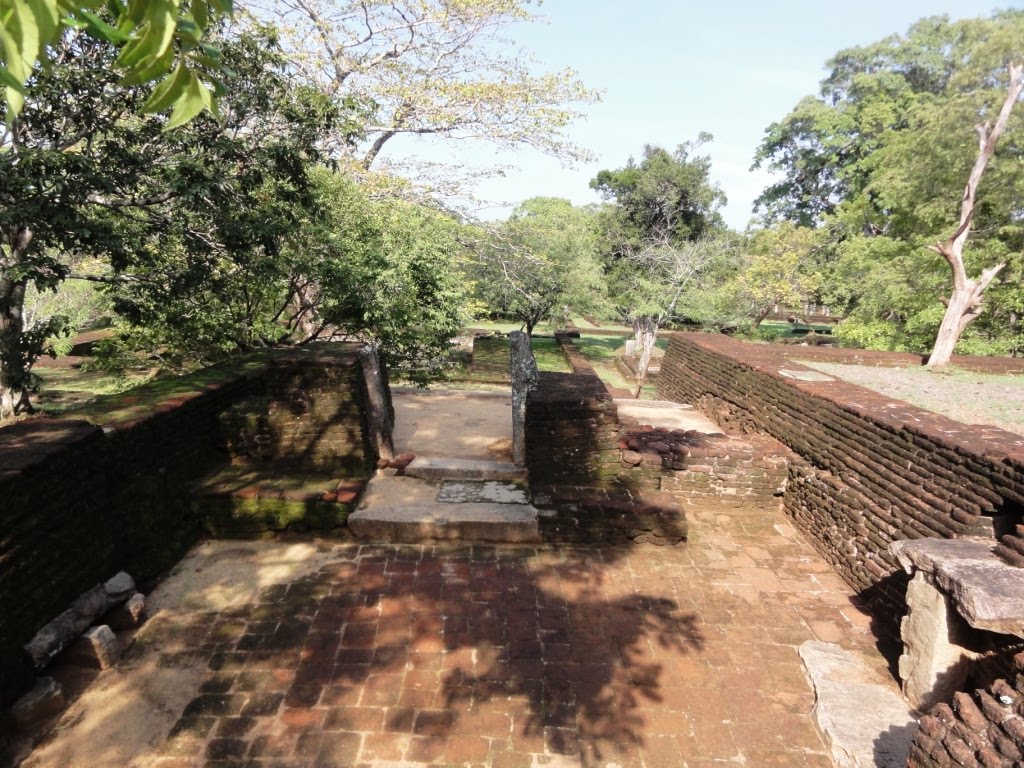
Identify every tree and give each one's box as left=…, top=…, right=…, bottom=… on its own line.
left=592, top=138, right=725, bottom=249
left=473, top=197, right=606, bottom=336
left=242, top=0, right=596, bottom=176
left=755, top=11, right=1024, bottom=358
left=0, top=24, right=341, bottom=417
left=736, top=223, right=823, bottom=329
left=592, top=140, right=728, bottom=394
left=927, top=63, right=1023, bottom=367
left=1, top=0, right=233, bottom=125
left=282, top=169, right=469, bottom=380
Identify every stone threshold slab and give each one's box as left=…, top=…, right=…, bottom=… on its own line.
left=404, top=457, right=525, bottom=482
left=348, top=503, right=540, bottom=543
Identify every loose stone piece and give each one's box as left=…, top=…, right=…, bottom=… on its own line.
left=11, top=677, right=65, bottom=729
left=106, top=592, right=147, bottom=631
left=24, top=571, right=136, bottom=669
left=65, top=625, right=121, bottom=669
left=800, top=640, right=917, bottom=768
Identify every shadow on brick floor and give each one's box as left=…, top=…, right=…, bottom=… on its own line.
left=151, top=545, right=703, bottom=767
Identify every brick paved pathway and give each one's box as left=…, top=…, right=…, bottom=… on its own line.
left=27, top=502, right=892, bottom=768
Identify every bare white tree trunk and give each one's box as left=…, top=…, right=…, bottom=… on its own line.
left=927, top=63, right=1022, bottom=368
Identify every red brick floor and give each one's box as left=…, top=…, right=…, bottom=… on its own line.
left=35, top=502, right=891, bottom=767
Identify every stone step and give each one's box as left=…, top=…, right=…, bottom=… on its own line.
left=404, top=457, right=525, bottom=482
left=348, top=503, right=540, bottom=543
left=614, top=400, right=723, bottom=433
left=349, top=475, right=539, bottom=543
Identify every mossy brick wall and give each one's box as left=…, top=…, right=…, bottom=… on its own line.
left=658, top=333, right=1024, bottom=631
left=0, top=344, right=373, bottom=707
left=524, top=369, right=683, bottom=544
left=219, top=355, right=371, bottom=473
left=526, top=371, right=621, bottom=489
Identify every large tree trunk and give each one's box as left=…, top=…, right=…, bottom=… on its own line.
left=0, top=273, right=28, bottom=421
left=751, top=305, right=773, bottom=330
left=929, top=267, right=1004, bottom=367
left=633, top=314, right=658, bottom=398
left=927, top=63, right=1021, bottom=368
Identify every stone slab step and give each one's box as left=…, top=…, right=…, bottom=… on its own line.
left=799, top=640, right=917, bottom=768
left=404, top=457, right=525, bottom=482
left=348, top=504, right=540, bottom=543
left=614, top=400, right=723, bottom=433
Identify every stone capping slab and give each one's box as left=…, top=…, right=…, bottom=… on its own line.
left=891, top=538, right=1024, bottom=636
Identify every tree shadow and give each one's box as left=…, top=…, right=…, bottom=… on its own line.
left=141, top=542, right=705, bottom=766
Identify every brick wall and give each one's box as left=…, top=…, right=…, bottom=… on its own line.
left=658, top=334, right=1024, bottom=632
left=0, top=344, right=373, bottom=707
left=617, top=423, right=788, bottom=509
left=910, top=652, right=1024, bottom=767
left=525, top=338, right=788, bottom=544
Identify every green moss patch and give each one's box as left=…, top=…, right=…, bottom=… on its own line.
left=192, top=465, right=367, bottom=537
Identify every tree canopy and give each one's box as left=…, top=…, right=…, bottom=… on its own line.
left=472, top=197, right=606, bottom=335
left=244, top=0, right=597, bottom=182
left=0, top=0, right=233, bottom=125
left=754, top=10, right=1024, bottom=356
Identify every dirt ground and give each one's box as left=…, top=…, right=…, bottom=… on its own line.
left=798, top=360, right=1024, bottom=437
left=392, top=388, right=513, bottom=461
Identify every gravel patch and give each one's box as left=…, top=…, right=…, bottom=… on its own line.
left=798, top=361, right=1024, bottom=437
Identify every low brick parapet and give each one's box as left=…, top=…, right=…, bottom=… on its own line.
left=658, top=333, right=1024, bottom=632
left=0, top=343, right=375, bottom=709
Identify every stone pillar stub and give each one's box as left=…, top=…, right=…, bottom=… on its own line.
left=509, top=332, right=538, bottom=468
left=898, top=571, right=975, bottom=711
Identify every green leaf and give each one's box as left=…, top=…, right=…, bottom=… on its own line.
left=191, top=0, right=208, bottom=29
left=163, top=71, right=208, bottom=129
left=0, top=66, right=25, bottom=92
left=120, top=41, right=173, bottom=84
left=141, top=60, right=189, bottom=113
left=73, top=10, right=131, bottom=42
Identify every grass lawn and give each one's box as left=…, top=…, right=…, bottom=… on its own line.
left=33, top=365, right=153, bottom=414
left=572, top=333, right=662, bottom=399
left=530, top=337, right=572, bottom=373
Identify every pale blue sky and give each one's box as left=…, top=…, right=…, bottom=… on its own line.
left=381, top=1, right=1018, bottom=229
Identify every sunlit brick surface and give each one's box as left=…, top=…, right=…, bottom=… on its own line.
left=103, top=501, right=895, bottom=768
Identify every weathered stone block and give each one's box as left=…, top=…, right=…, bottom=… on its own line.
left=65, top=625, right=121, bottom=669
left=106, top=592, right=146, bottom=631
left=11, top=677, right=65, bottom=729
left=898, top=572, right=976, bottom=711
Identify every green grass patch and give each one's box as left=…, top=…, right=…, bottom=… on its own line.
left=530, top=337, right=571, bottom=373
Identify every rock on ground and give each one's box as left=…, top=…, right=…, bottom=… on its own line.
left=800, top=640, right=918, bottom=768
